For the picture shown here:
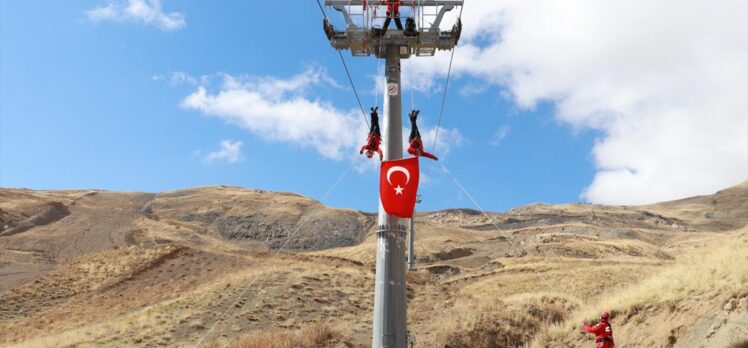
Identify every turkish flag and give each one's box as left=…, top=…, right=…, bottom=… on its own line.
left=380, top=157, right=420, bottom=218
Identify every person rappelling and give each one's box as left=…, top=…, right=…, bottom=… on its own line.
left=582, top=311, right=615, bottom=348
left=407, top=110, right=438, bottom=161
left=360, top=106, right=384, bottom=160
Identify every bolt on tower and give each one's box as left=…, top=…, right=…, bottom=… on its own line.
left=322, top=1, right=463, bottom=347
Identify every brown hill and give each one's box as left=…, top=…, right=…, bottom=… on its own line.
left=0, top=182, right=746, bottom=347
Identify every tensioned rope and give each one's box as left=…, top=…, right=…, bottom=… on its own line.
left=419, top=1, right=559, bottom=293
left=374, top=59, right=382, bottom=106
left=430, top=1, right=465, bottom=155
left=438, top=161, right=557, bottom=292
left=338, top=51, right=371, bottom=129
left=194, top=157, right=359, bottom=347
left=409, top=58, right=415, bottom=110
left=317, top=0, right=371, bottom=129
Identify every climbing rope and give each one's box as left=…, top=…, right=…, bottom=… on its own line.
left=430, top=1, right=465, bottom=155
left=409, top=58, right=415, bottom=110
left=316, top=0, right=371, bottom=129
left=419, top=0, right=561, bottom=295
left=437, top=161, right=557, bottom=292
left=374, top=59, right=382, bottom=106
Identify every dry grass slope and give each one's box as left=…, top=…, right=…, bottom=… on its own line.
left=0, top=181, right=746, bottom=347
left=215, top=323, right=345, bottom=348
left=535, top=227, right=748, bottom=347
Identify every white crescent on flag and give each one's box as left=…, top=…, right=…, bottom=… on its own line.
left=386, top=166, right=410, bottom=186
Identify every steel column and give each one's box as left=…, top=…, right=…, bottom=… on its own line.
left=372, top=44, right=408, bottom=348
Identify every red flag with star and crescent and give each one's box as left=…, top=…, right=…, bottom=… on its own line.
left=380, top=157, right=420, bottom=218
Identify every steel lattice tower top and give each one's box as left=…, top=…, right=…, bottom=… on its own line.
left=323, top=0, right=463, bottom=58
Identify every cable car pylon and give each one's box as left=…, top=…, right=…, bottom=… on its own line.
left=321, top=1, right=463, bottom=347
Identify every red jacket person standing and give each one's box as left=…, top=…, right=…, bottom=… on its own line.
left=583, top=311, right=614, bottom=348
left=379, top=0, right=403, bottom=36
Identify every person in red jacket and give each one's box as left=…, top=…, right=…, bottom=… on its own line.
left=360, top=106, right=383, bottom=160
left=407, top=109, right=438, bottom=161
left=583, top=311, right=614, bottom=348
left=379, top=0, right=403, bottom=36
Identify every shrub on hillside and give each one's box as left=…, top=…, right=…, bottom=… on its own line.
left=227, top=323, right=344, bottom=348
left=440, top=296, right=573, bottom=348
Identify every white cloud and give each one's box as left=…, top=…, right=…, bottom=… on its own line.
left=411, top=0, right=748, bottom=204
left=182, top=68, right=368, bottom=160
left=182, top=68, right=464, bottom=168
left=152, top=71, right=197, bottom=86
left=490, top=125, right=511, bottom=146
left=203, top=140, right=243, bottom=164
left=86, top=0, right=186, bottom=31
left=417, top=126, right=464, bottom=158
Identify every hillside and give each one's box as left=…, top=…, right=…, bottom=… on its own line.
left=1, top=182, right=746, bottom=347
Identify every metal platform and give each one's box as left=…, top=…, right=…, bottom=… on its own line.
left=323, top=0, right=463, bottom=58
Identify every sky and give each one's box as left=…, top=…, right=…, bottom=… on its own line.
left=1, top=0, right=746, bottom=213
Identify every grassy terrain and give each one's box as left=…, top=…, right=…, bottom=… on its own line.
left=1, top=182, right=746, bottom=347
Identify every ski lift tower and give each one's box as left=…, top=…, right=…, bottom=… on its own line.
left=322, top=1, right=463, bottom=347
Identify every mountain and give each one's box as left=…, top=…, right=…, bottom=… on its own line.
left=1, top=182, right=746, bottom=347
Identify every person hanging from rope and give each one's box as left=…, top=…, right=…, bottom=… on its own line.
left=378, top=0, right=403, bottom=36
left=582, top=311, right=615, bottom=348
left=407, top=109, right=438, bottom=161
left=359, top=106, right=383, bottom=160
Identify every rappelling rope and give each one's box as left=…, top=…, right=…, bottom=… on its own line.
left=316, top=0, right=371, bottom=129
left=408, top=59, right=415, bottom=110
left=438, top=161, right=558, bottom=292
left=193, top=156, right=359, bottom=347
left=430, top=1, right=465, bottom=155
left=438, top=160, right=582, bottom=329
left=338, top=52, right=371, bottom=129
left=374, top=59, right=382, bottom=106
left=415, top=0, right=558, bottom=293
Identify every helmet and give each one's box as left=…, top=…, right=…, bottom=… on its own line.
left=599, top=311, right=610, bottom=320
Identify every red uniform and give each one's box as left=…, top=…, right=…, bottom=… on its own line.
left=407, top=138, right=438, bottom=161
left=360, top=134, right=383, bottom=160
left=406, top=109, right=437, bottom=161
left=583, top=320, right=614, bottom=348
left=387, top=0, right=401, bottom=14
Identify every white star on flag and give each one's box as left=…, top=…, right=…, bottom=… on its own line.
left=394, top=185, right=404, bottom=195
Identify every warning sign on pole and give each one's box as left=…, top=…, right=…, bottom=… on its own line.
left=387, top=83, right=399, bottom=96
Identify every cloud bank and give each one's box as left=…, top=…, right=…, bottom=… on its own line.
left=182, top=69, right=366, bottom=160
left=86, top=0, right=186, bottom=31
left=414, top=0, right=748, bottom=204
left=182, top=68, right=464, bottom=164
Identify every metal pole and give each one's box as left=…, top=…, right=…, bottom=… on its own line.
left=407, top=196, right=421, bottom=271
left=408, top=216, right=415, bottom=271
left=372, top=44, right=407, bottom=348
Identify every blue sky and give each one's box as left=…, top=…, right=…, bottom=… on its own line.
left=2, top=1, right=746, bottom=213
